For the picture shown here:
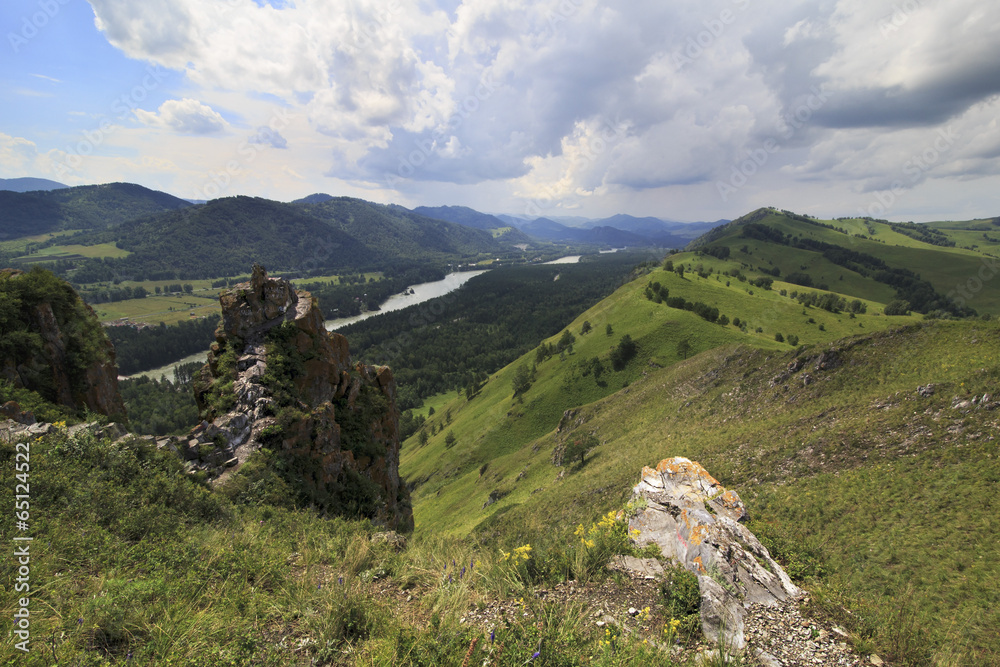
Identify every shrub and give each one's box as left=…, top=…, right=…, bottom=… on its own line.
left=884, top=300, right=911, bottom=316
left=610, top=334, right=638, bottom=371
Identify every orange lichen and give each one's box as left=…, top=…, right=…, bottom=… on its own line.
left=693, top=555, right=706, bottom=574
left=720, top=490, right=741, bottom=507
left=654, top=457, right=722, bottom=487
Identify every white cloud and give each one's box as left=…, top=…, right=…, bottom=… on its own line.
left=0, top=133, right=43, bottom=175
left=74, top=0, right=1000, bottom=220
left=134, top=98, right=229, bottom=134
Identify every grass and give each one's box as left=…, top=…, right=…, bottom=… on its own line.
left=0, top=230, right=84, bottom=254
left=703, top=210, right=1000, bottom=314
left=402, top=262, right=919, bottom=537
left=408, top=318, right=1000, bottom=663
left=14, top=243, right=132, bottom=262
left=0, top=425, right=712, bottom=666
left=92, top=293, right=221, bottom=325
left=398, top=240, right=1000, bottom=663
left=84, top=273, right=386, bottom=324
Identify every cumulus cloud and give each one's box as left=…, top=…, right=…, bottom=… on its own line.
left=134, top=98, right=229, bottom=134
left=248, top=125, right=288, bottom=149
left=0, top=133, right=44, bottom=175
left=85, top=0, right=1000, bottom=217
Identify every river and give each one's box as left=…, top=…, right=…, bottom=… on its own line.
left=125, top=258, right=579, bottom=382
left=324, top=270, right=488, bottom=330
left=125, top=350, right=211, bottom=381
left=544, top=255, right=582, bottom=264
left=124, top=270, right=489, bottom=381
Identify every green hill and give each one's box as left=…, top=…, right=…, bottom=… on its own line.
left=66, top=196, right=373, bottom=282
left=691, top=208, right=999, bottom=315
left=297, top=198, right=506, bottom=260
left=397, top=210, right=1000, bottom=663
left=0, top=182, right=191, bottom=238
left=402, top=260, right=921, bottom=536
left=412, top=205, right=534, bottom=246
left=50, top=195, right=511, bottom=282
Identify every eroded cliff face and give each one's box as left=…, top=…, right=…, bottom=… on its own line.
left=0, top=268, right=126, bottom=420
left=188, top=264, right=412, bottom=531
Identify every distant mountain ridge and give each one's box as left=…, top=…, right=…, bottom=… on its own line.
left=57, top=194, right=508, bottom=281
left=0, top=182, right=191, bottom=238
left=0, top=177, right=68, bottom=192
left=412, top=205, right=533, bottom=246
left=497, top=212, right=727, bottom=247
left=515, top=216, right=677, bottom=247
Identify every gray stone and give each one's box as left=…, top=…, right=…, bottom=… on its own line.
left=626, top=457, right=802, bottom=651
left=609, top=555, right=666, bottom=579
left=371, top=531, right=407, bottom=551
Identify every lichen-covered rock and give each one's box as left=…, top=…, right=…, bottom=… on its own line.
left=191, top=265, right=412, bottom=531
left=627, top=457, right=801, bottom=650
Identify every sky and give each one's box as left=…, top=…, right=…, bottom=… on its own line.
left=2, top=0, right=999, bottom=223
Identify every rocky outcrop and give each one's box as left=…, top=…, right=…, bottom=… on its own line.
left=0, top=268, right=126, bottom=420
left=626, top=457, right=801, bottom=651
left=189, top=264, right=412, bottom=531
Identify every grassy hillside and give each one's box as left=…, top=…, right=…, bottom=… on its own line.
left=692, top=209, right=1000, bottom=315
left=400, top=217, right=999, bottom=663
left=403, top=262, right=921, bottom=536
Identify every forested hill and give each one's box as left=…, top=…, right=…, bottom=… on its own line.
left=413, top=205, right=509, bottom=231
left=295, top=197, right=506, bottom=257
left=62, top=195, right=509, bottom=282
left=0, top=182, right=190, bottom=237
left=69, top=196, right=374, bottom=282
left=0, top=177, right=67, bottom=192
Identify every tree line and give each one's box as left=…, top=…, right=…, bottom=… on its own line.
left=341, top=253, right=649, bottom=407
left=107, top=317, right=218, bottom=375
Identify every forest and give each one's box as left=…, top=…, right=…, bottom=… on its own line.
left=118, top=362, right=203, bottom=435
left=340, top=252, right=653, bottom=408
left=107, top=317, right=218, bottom=375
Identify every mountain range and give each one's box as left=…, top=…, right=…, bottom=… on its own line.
left=0, top=176, right=68, bottom=193
left=4, top=195, right=1000, bottom=664
left=0, top=182, right=728, bottom=281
